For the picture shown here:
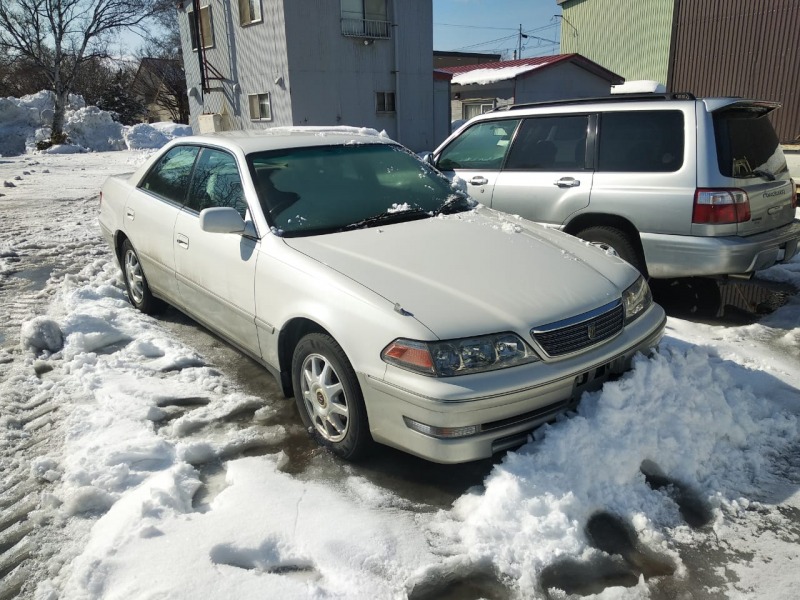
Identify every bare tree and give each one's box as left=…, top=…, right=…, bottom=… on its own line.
left=0, top=0, right=160, bottom=142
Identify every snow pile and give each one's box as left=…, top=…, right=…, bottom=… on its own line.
left=452, top=64, right=541, bottom=86
left=0, top=90, right=191, bottom=156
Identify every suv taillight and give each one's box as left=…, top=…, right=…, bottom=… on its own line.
left=692, top=188, right=751, bottom=224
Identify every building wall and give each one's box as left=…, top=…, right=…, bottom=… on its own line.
left=559, top=0, right=675, bottom=85
left=670, top=0, right=800, bottom=142
left=178, top=0, right=436, bottom=151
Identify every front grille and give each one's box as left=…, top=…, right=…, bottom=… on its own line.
left=532, top=301, right=624, bottom=357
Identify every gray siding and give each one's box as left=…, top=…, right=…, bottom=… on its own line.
left=514, top=63, right=612, bottom=101
left=178, top=0, right=436, bottom=151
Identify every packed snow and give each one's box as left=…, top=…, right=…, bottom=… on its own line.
left=1, top=124, right=799, bottom=598
left=0, top=91, right=190, bottom=156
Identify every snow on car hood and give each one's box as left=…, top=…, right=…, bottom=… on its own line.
left=283, top=208, right=637, bottom=339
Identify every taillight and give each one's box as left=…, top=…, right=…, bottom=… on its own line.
left=692, top=188, right=751, bottom=224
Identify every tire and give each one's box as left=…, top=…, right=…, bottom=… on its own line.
left=577, top=225, right=647, bottom=276
left=121, top=239, right=162, bottom=314
left=291, top=333, right=371, bottom=460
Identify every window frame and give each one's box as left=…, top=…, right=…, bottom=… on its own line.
left=188, top=5, right=215, bottom=51
left=341, top=0, right=390, bottom=38
left=248, top=93, right=273, bottom=121
left=376, top=91, right=396, bottom=114
left=238, top=0, right=262, bottom=27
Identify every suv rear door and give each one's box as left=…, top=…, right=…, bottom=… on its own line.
left=711, top=101, right=796, bottom=236
left=489, top=114, right=593, bottom=226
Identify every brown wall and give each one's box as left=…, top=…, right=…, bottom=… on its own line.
left=669, top=0, right=800, bottom=142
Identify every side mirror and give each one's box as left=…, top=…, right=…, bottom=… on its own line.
left=420, top=152, right=436, bottom=167
left=199, top=207, right=247, bottom=234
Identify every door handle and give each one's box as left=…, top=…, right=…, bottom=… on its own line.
left=176, top=234, right=189, bottom=249
left=125, top=207, right=135, bottom=220
left=469, top=176, right=489, bottom=186
left=554, top=177, right=580, bottom=188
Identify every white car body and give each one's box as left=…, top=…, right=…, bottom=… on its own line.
left=99, top=129, right=666, bottom=463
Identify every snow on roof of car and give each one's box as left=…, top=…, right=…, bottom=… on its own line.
left=177, top=126, right=397, bottom=155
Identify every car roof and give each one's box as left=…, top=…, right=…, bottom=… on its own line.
left=171, top=126, right=398, bottom=155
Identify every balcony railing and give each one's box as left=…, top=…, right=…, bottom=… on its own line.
left=341, top=18, right=391, bottom=39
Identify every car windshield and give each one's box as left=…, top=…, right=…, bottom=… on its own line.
left=246, top=143, right=470, bottom=236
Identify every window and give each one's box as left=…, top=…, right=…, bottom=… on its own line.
left=505, top=115, right=589, bottom=171
left=376, top=92, right=395, bottom=113
left=187, top=148, right=248, bottom=218
left=139, top=146, right=200, bottom=204
left=188, top=5, right=214, bottom=50
left=248, top=93, right=272, bottom=121
left=462, top=103, right=494, bottom=120
left=436, top=119, right=520, bottom=170
left=597, top=111, right=684, bottom=172
left=341, top=0, right=390, bottom=38
left=238, top=0, right=262, bottom=26
left=713, top=108, right=781, bottom=178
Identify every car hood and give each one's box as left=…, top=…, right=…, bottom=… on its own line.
left=282, top=208, right=636, bottom=339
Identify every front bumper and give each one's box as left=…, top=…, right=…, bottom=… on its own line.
left=360, top=304, right=666, bottom=464
left=641, top=220, right=800, bottom=278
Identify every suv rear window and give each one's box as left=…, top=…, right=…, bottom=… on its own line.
left=598, top=111, right=684, bottom=172
left=713, top=108, right=783, bottom=178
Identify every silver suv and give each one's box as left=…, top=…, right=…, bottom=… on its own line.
left=431, top=93, right=800, bottom=279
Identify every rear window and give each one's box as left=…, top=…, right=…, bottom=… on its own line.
left=713, top=108, right=784, bottom=178
left=597, top=111, right=684, bottom=172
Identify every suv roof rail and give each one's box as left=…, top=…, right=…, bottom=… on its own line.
left=493, top=92, right=697, bottom=112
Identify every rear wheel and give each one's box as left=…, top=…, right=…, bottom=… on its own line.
left=291, top=333, right=371, bottom=460
left=577, top=225, right=647, bottom=276
left=121, top=239, right=162, bottom=314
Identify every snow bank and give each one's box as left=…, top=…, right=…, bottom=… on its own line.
left=0, top=90, right=190, bottom=156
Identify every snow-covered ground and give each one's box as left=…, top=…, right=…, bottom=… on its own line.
left=1, top=150, right=799, bottom=600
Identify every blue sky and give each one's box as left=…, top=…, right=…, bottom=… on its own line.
left=433, top=0, right=563, bottom=59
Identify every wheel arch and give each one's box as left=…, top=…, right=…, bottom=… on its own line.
left=564, top=213, right=647, bottom=270
left=277, top=317, right=331, bottom=397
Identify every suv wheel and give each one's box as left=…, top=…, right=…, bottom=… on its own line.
left=577, top=226, right=646, bottom=276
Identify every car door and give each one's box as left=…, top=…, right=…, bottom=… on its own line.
left=434, top=119, right=520, bottom=203
left=173, top=147, right=261, bottom=356
left=490, top=114, right=594, bottom=226
left=125, top=145, right=200, bottom=304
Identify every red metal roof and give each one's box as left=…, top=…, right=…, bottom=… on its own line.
left=437, top=53, right=623, bottom=84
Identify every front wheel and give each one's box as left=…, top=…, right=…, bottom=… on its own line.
left=576, top=226, right=647, bottom=276
left=121, top=239, right=162, bottom=314
left=291, top=333, right=371, bottom=460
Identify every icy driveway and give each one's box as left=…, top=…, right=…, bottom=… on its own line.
left=1, top=151, right=799, bottom=599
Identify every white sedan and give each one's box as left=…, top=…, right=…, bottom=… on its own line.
left=99, top=129, right=666, bottom=464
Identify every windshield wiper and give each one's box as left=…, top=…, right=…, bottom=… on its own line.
left=343, top=208, right=430, bottom=230
left=432, top=194, right=474, bottom=216
left=751, top=168, right=776, bottom=181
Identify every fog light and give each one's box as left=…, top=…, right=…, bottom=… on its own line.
left=403, top=417, right=479, bottom=439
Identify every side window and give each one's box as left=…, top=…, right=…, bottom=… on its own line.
left=505, top=115, right=589, bottom=171
left=188, top=6, right=214, bottom=50
left=436, top=119, right=520, bottom=170
left=187, top=148, right=248, bottom=218
left=598, top=111, right=684, bottom=172
left=139, top=146, right=199, bottom=204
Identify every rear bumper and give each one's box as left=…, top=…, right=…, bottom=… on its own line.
left=360, top=305, right=666, bottom=464
left=641, top=220, right=800, bottom=278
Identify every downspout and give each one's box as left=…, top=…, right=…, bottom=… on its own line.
left=392, top=0, right=401, bottom=144
left=192, top=0, right=204, bottom=100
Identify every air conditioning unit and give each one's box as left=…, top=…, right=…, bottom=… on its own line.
left=198, top=113, right=224, bottom=133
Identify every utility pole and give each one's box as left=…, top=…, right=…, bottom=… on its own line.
left=518, top=24, right=528, bottom=60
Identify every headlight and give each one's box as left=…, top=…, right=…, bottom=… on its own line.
left=382, top=332, right=540, bottom=377
left=622, top=276, right=652, bottom=323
